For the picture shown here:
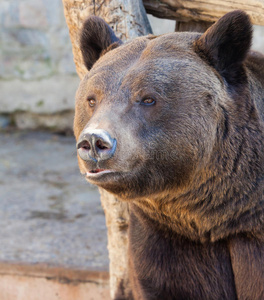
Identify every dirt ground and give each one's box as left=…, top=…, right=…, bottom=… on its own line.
left=0, top=130, right=108, bottom=271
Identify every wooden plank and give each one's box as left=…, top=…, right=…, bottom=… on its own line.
left=143, top=0, right=264, bottom=25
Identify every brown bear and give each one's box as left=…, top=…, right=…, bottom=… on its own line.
left=74, top=10, right=264, bottom=300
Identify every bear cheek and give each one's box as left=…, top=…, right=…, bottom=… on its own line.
left=114, top=127, right=146, bottom=171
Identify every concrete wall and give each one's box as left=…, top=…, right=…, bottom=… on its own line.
left=0, top=1, right=263, bottom=130
left=0, top=0, right=79, bottom=130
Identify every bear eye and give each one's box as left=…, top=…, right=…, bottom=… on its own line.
left=87, top=98, right=96, bottom=107
left=140, top=98, right=156, bottom=106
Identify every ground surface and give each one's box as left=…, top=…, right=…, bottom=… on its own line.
left=0, top=130, right=108, bottom=271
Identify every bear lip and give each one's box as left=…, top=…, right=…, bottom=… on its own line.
left=85, top=169, right=114, bottom=177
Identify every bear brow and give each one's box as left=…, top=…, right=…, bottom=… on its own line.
left=87, top=71, right=124, bottom=97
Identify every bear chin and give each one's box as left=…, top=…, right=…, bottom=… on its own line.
left=84, top=167, right=172, bottom=201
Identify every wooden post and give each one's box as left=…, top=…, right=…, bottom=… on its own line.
left=62, top=1, right=152, bottom=299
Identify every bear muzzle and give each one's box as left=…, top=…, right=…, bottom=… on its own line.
left=77, top=128, right=117, bottom=164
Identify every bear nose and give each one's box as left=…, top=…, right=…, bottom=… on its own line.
left=77, top=129, right=117, bottom=163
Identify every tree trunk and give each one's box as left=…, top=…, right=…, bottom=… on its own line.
left=143, top=0, right=264, bottom=26
left=62, top=1, right=152, bottom=299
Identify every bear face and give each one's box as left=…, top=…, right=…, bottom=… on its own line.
left=75, top=11, right=264, bottom=241
left=75, top=32, right=224, bottom=200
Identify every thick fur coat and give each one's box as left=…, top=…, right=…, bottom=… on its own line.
left=75, top=11, right=264, bottom=300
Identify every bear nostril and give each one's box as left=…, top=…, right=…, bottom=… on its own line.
left=96, top=139, right=108, bottom=150
left=77, top=140, right=91, bottom=150
left=77, top=129, right=116, bottom=162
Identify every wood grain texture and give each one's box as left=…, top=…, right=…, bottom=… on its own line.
left=143, top=0, right=264, bottom=25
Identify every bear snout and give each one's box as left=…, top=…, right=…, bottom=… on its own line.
left=77, top=128, right=117, bottom=163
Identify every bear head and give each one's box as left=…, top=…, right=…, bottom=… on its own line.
left=74, top=11, right=253, bottom=202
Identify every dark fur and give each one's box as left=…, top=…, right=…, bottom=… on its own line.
left=195, top=10, right=252, bottom=89
left=80, top=16, right=122, bottom=70
left=75, top=11, right=264, bottom=300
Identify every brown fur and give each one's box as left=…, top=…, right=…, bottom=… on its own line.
left=75, top=10, right=264, bottom=300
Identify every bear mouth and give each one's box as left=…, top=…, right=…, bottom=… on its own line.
left=85, top=169, right=115, bottom=178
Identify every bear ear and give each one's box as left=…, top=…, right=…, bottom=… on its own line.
left=80, top=16, right=122, bottom=71
left=194, top=10, right=252, bottom=89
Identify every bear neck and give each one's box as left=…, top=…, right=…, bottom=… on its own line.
left=132, top=94, right=264, bottom=243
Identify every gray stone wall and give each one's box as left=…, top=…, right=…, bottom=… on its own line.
left=0, top=0, right=79, bottom=130
left=0, top=1, right=263, bottom=130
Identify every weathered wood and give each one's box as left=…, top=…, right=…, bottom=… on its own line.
left=99, top=189, right=131, bottom=300
left=62, top=1, right=152, bottom=299
left=143, top=0, right=264, bottom=26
